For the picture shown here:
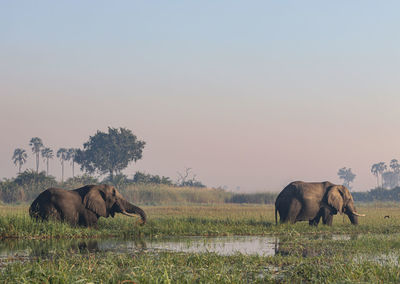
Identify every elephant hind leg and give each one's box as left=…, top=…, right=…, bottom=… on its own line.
left=287, top=198, right=302, bottom=224
left=309, top=208, right=324, bottom=226
left=40, top=204, right=62, bottom=222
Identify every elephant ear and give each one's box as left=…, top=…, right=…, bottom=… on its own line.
left=327, top=186, right=344, bottom=213
left=83, top=187, right=107, bottom=217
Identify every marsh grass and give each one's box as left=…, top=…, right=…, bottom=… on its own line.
left=2, top=203, right=400, bottom=282
left=121, top=184, right=232, bottom=205
left=2, top=250, right=400, bottom=283
left=2, top=203, right=400, bottom=239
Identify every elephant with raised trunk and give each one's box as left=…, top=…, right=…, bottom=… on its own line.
left=275, top=181, right=364, bottom=226
left=30, top=184, right=146, bottom=227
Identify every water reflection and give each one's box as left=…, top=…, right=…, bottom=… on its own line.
left=0, top=234, right=357, bottom=262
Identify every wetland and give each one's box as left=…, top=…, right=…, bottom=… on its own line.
left=2, top=203, right=400, bottom=283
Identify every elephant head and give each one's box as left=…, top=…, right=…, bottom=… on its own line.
left=327, top=185, right=364, bottom=225
left=83, top=185, right=146, bottom=224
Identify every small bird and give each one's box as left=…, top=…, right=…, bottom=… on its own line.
left=384, top=215, right=390, bottom=219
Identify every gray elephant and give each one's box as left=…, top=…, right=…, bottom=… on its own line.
left=275, top=181, right=364, bottom=226
left=29, top=184, right=146, bottom=227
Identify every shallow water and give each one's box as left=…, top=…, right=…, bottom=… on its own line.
left=0, top=236, right=278, bottom=261
left=0, top=234, right=371, bottom=263
left=104, top=236, right=278, bottom=256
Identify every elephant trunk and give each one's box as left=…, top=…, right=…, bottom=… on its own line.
left=120, top=199, right=147, bottom=224
left=347, top=212, right=359, bottom=225
left=346, top=204, right=365, bottom=225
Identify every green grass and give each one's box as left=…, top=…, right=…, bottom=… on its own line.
left=2, top=203, right=400, bottom=239
left=2, top=249, right=400, bottom=283
left=2, top=203, right=400, bottom=282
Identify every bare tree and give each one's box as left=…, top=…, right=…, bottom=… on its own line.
left=177, top=167, right=205, bottom=187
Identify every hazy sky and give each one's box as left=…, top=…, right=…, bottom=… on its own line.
left=1, top=1, right=400, bottom=192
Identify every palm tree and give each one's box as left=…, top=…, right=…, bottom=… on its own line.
left=29, top=137, right=44, bottom=173
left=67, top=148, right=78, bottom=178
left=41, top=147, right=54, bottom=176
left=371, top=162, right=387, bottom=188
left=12, top=148, right=28, bottom=173
left=57, top=148, right=69, bottom=183
left=390, top=159, right=400, bottom=187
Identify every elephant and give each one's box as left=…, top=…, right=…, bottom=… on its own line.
left=275, top=181, right=364, bottom=226
left=29, top=184, right=146, bottom=227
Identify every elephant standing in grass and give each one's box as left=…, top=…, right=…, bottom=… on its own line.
left=275, top=181, right=364, bottom=226
left=30, top=184, right=146, bottom=227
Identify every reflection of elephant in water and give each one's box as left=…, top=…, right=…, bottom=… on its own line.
left=275, top=181, right=364, bottom=226
left=30, top=184, right=146, bottom=227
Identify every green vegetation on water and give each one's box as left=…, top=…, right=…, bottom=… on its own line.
left=2, top=204, right=400, bottom=282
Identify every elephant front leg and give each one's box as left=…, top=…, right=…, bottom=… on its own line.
left=309, top=215, right=321, bottom=226
left=80, top=210, right=99, bottom=227
left=321, top=208, right=334, bottom=226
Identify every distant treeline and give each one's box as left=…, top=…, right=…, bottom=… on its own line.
left=0, top=170, right=276, bottom=205
left=352, top=187, right=400, bottom=203
left=2, top=171, right=399, bottom=205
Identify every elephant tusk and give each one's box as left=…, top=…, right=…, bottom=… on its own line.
left=121, top=211, right=138, bottom=218
left=352, top=212, right=366, bottom=217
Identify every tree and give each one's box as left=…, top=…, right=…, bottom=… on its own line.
left=177, top=167, right=206, bottom=188
left=133, top=171, right=173, bottom=185
left=75, top=127, right=145, bottom=180
left=67, top=148, right=78, bottom=178
left=57, top=148, right=69, bottom=183
left=371, top=162, right=387, bottom=188
left=41, top=147, right=54, bottom=176
left=382, top=171, right=398, bottom=189
left=29, top=137, right=44, bottom=173
left=389, top=159, right=400, bottom=187
left=12, top=148, right=28, bottom=174
left=337, top=167, right=356, bottom=190
left=13, top=170, right=57, bottom=201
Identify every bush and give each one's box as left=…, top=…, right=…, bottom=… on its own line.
left=121, top=184, right=231, bottom=205
left=228, top=193, right=277, bottom=204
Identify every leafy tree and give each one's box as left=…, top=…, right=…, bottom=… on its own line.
left=75, top=127, right=145, bottom=180
left=64, top=174, right=99, bottom=189
left=12, top=148, right=28, bottom=174
left=0, top=178, right=25, bottom=203
left=371, top=162, right=387, bottom=188
left=57, top=148, right=69, bottom=183
left=102, top=173, right=129, bottom=188
left=41, top=147, right=54, bottom=176
left=67, top=148, right=78, bottom=178
left=337, top=167, right=356, bottom=190
left=133, top=171, right=173, bottom=185
left=13, top=170, right=57, bottom=201
left=29, top=137, right=44, bottom=173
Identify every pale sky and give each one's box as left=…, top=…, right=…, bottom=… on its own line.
left=1, top=1, right=400, bottom=192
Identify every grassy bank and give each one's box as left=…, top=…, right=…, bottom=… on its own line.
left=2, top=203, right=400, bottom=239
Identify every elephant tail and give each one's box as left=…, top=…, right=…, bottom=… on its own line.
left=275, top=205, right=278, bottom=225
